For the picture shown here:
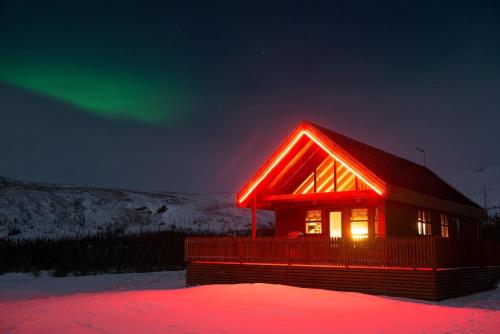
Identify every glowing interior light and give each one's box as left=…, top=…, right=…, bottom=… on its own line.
left=352, top=234, right=369, bottom=241
left=337, top=174, right=355, bottom=192
left=324, top=182, right=336, bottom=193
left=318, top=161, right=334, bottom=179
left=316, top=171, right=334, bottom=192
left=351, top=225, right=369, bottom=236
left=336, top=169, right=348, bottom=183
left=302, top=131, right=383, bottom=196
left=237, top=128, right=384, bottom=204
left=351, top=208, right=369, bottom=240
left=301, top=179, right=315, bottom=194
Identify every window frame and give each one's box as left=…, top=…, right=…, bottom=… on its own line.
left=417, top=210, right=432, bottom=236
left=440, top=214, right=449, bottom=237
left=305, top=209, right=323, bottom=235
left=350, top=208, right=369, bottom=240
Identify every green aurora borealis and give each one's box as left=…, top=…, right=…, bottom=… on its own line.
left=0, top=2, right=192, bottom=125
left=0, top=56, right=186, bottom=124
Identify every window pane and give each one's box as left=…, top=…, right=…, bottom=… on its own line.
left=351, top=221, right=368, bottom=240
left=441, top=225, right=448, bottom=237
left=350, top=208, right=368, bottom=239
left=306, top=222, right=322, bottom=234
left=306, top=210, right=322, bottom=234
left=424, top=223, right=432, bottom=235
left=440, top=214, right=449, bottom=237
left=329, top=211, right=342, bottom=238
left=306, top=210, right=322, bottom=222
left=351, top=208, right=368, bottom=221
left=418, top=209, right=432, bottom=235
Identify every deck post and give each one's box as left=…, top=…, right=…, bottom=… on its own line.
left=251, top=195, right=257, bottom=239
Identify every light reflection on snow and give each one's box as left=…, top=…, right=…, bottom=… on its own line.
left=0, top=271, right=498, bottom=334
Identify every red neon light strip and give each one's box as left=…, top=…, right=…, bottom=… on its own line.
left=238, top=130, right=383, bottom=204
left=303, top=131, right=383, bottom=196
left=191, top=261, right=435, bottom=271
left=238, top=131, right=306, bottom=204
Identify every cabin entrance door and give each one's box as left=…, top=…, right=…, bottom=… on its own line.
left=329, top=211, right=342, bottom=238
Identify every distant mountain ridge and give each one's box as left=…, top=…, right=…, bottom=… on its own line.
left=0, top=177, right=274, bottom=240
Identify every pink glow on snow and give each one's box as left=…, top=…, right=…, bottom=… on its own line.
left=1, top=283, right=499, bottom=333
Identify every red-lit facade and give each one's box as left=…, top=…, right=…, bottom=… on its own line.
left=237, top=121, right=484, bottom=240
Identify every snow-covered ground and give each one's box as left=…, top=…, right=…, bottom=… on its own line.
left=0, top=271, right=186, bottom=301
left=0, top=177, right=274, bottom=239
left=0, top=271, right=499, bottom=333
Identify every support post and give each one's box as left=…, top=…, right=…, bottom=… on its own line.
left=251, top=195, right=257, bottom=239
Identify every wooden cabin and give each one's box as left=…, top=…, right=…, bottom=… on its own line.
left=186, top=121, right=499, bottom=301
left=236, top=120, right=484, bottom=241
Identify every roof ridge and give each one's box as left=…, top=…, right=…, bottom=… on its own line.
left=307, top=121, right=481, bottom=209
left=309, top=121, right=426, bottom=169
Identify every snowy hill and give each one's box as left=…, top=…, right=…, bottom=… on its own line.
left=0, top=177, right=274, bottom=240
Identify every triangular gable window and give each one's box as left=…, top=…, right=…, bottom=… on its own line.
left=237, top=124, right=384, bottom=205
left=293, top=156, right=370, bottom=195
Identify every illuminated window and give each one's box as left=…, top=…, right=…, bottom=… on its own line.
left=293, top=155, right=374, bottom=195
left=350, top=208, right=368, bottom=240
left=329, top=211, right=342, bottom=238
left=440, top=214, right=449, bottom=237
left=305, top=210, right=322, bottom=234
left=417, top=210, right=432, bottom=235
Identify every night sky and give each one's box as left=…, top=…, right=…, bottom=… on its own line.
left=1, top=1, right=499, bottom=208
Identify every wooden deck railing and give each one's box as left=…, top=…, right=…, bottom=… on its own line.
left=185, top=237, right=500, bottom=269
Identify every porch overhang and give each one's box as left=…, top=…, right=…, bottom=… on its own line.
left=257, top=190, right=381, bottom=210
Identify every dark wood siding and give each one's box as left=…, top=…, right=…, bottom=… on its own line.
left=275, top=207, right=306, bottom=236
left=385, top=201, right=480, bottom=239
left=386, top=185, right=484, bottom=219
left=187, top=263, right=499, bottom=301
left=435, top=267, right=499, bottom=298
left=460, top=217, right=479, bottom=240
left=385, top=201, right=418, bottom=237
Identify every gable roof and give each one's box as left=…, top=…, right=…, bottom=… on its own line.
left=237, top=122, right=386, bottom=206
left=310, top=123, right=479, bottom=207
left=309, top=122, right=480, bottom=208
left=237, top=120, right=480, bottom=209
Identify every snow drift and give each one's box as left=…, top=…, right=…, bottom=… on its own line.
left=0, top=177, right=274, bottom=240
